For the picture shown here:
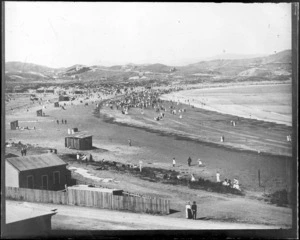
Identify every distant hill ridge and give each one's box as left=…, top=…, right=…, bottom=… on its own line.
left=5, top=49, right=291, bottom=80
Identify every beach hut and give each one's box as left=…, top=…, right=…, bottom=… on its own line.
left=36, top=109, right=43, bottom=116
left=74, top=89, right=83, bottom=94
left=36, top=87, right=45, bottom=93
left=54, top=102, right=59, bottom=107
left=59, top=95, right=70, bottom=101
left=65, top=134, right=93, bottom=150
left=45, top=87, right=55, bottom=93
left=10, top=120, right=19, bottom=130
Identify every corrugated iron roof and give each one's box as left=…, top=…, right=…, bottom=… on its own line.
left=66, top=134, right=92, bottom=139
left=6, top=154, right=67, bottom=172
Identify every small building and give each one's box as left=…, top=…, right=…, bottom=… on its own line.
left=5, top=203, right=56, bottom=238
left=65, top=134, right=93, bottom=150
left=36, top=109, right=43, bottom=116
left=10, top=120, right=19, bottom=130
left=14, top=86, right=24, bottom=93
left=36, top=87, right=45, bottom=93
left=74, top=89, right=83, bottom=94
left=45, top=87, right=55, bottom=93
left=59, top=95, right=70, bottom=101
left=5, top=154, right=72, bottom=191
left=54, top=102, right=59, bottom=107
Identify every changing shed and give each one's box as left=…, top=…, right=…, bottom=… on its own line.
left=10, top=120, right=19, bottom=130
left=36, top=109, right=43, bottom=116
left=65, top=134, right=93, bottom=150
left=59, top=95, right=70, bottom=101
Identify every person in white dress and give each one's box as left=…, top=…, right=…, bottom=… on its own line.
left=185, top=202, right=192, bottom=219
left=216, top=171, right=220, bottom=182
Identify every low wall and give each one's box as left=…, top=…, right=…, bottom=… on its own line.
left=6, top=187, right=170, bottom=215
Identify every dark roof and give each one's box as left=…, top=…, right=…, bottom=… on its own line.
left=66, top=134, right=92, bottom=139
left=6, top=154, right=67, bottom=172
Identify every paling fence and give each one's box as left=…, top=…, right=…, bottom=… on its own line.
left=6, top=187, right=170, bottom=214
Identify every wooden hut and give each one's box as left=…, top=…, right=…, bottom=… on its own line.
left=36, top=109, right=43, bottom=117
left=54, top=102, right=59, bottom=107
left=10, top=120, right=19, bottom=130
left=65, top=134, right=93, bottom=150
left=59, top=95, right=70, bottom=101
left=74, top=90, right=83, bottom=94
left=36, top=87, right=45, bottom=93
left=45, top=87, right=55, bottom=93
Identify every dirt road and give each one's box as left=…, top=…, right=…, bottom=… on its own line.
left=6, top=201, right=282, bottom=230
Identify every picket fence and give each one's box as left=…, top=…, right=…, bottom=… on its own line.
left=6, top=187, right=170, bottom=214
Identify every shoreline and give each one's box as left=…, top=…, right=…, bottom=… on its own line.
left=96, top=100, right=292, bottom=158
left=160, top=84, right=292, bottom=127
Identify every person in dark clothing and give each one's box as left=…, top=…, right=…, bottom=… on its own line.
left=188, top=157, right=192, bottom=167
left=57, top=120, right=59, bottom=124
left=65, top=119, right=67, bottom=124
left=191, top=201, right=197, bottom=220
left=62, top=119, right=64, bottom=124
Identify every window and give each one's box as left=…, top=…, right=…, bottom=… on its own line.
left=27, top=175, right=34, bottom=189
left=53, top=171, right=60, bottom=185
left=42, top=175, right=48, bottom=190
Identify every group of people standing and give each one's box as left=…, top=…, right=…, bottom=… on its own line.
left=186, top=201, right=197, bottom=220
left=21, top=147, right=27, bottom=156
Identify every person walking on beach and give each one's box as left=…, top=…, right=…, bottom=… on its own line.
left=128, top=139, right=131, bottom=146
left=57, top=120, right=59, bottom=125
left=172, top=157, right=176, bottom=167
left=191, top=201, right=197, bottom=220
left=188, top=157, right=192, bottom=167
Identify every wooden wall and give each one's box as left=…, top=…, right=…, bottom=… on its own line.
left=6, top=187, right=170, bottom=215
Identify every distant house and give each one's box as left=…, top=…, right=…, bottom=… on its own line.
left=10, top=120, right=19, bottom=130
left=59, top=95, right=70, bottom=101
left=45, top=87, right=55, bottom=93
left=36, top=109, right=43, bottom=116
left=36, top=88, right=45, bottom=93
left=74, top=89, right=83, bottom=94
left=54, top=102, right=59, bottom=107
left=65, top=134, right=93, bottom=150
left=14, top=86, right=24, bottom=93
left=6, top=154, right=71, bottom=191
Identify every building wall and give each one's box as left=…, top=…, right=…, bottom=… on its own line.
left=5, top=214, right=54, bottom=238
left=79, top=137, right=92, bottom=150
left=65, top=137, right=92, bottom=150
left=6, top=162, right=19, bottom=187
left=19, top=164, right=71, bottom=191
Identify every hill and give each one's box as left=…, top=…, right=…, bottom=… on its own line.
left=5, top=49, right=291, bottom=84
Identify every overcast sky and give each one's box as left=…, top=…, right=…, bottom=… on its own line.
left=5, top=2, right=292, bottom=68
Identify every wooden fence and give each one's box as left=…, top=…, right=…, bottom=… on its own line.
left=6, top=187, right=170, bottom=215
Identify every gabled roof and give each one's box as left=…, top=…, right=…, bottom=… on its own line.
left=6, top=154, right=67, bottom=172
left=66, top=133, right=92, bottom=139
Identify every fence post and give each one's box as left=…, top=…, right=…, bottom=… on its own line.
left=258, top=169, right=261, bottom=187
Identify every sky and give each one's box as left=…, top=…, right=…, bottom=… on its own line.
left=5, top=2, right=292, bottom=68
